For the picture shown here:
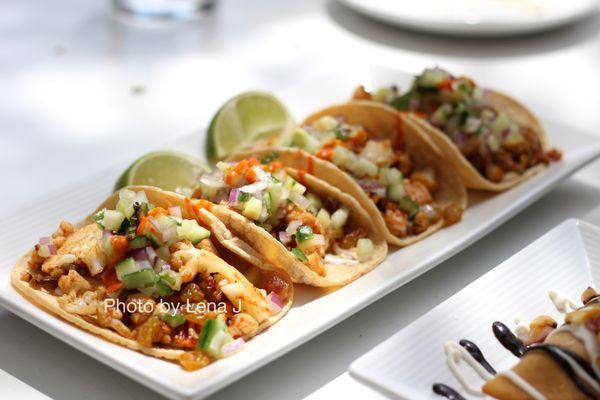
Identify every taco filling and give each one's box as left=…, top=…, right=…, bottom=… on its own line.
left=288, top=116, right=463, bottom=239
left=193, top=158, right=376, bottom=276
left=19, top=188, right=289, bottom=371
left=353, top=67, right=562, bottom=183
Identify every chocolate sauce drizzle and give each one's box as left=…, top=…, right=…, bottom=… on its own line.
left=492, top=321, right=526, bottom=357
left=432, top=383, right=466, bottom=400
left=459, top=339, right=497, bottom=375
left=433, top=321, right=600, bottom=399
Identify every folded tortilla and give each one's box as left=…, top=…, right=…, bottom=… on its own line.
left=194, top=162, right=388, bottom=287
left=235, top=101, right=467, bottom=247
left=406, top=90, right=551, bottom=191
left=11, top=186, right=293, bottom=361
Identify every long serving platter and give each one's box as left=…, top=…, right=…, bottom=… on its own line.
left=1, top=69, right=599, bottom=399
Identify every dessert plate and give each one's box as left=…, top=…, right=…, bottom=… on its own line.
left=350, top=219, right=600, bottom=399
left=336, top=0, right=599, bottom=36
left=0, top=69, right=599, bottom=399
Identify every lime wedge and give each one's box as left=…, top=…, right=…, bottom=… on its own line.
left=206, top=91, right=295, bottom=161
left=114, top=150, right=209, bottom=193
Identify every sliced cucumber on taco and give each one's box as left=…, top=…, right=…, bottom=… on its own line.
left=353, top=67, right=562, bottom=191
left=11, top=186, right=292, bottom=371
left=191, top=157, right=387, bottom=287
left=237, top=101, right=467, bottom=247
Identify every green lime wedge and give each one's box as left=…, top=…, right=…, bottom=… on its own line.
left=206, top=91, right=295, bottom=161
left=114, top=150, right=209, bottom=193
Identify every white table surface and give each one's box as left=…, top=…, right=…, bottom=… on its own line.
left=1, top=0, right=600, bottom=399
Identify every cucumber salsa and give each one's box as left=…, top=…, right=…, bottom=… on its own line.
left=354, top=67, right=562, bottom=183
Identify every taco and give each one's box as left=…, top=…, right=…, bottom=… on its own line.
left=260, top=101, right=466, bottom=247
left=192, top=157, right=387, bottom=287
left=353, top=67, right=562, bottom=191
left=11, top=186, right=293, bottom=371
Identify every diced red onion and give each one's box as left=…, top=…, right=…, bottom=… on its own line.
left=409, top=98, right=420, bottom=110
left=133, top=248, right=149, bottom=261
left=161, top=263, right=171, bottom=271
left=154, top=258, right=168, bottom=272
left=454, top=132, right=470, bottom=147
left=289, top=191, right=311, bottom=210
left=148, top=217, right=161, bottom=232
left=136, top=260, right=152, bottom=271
left=39, top=236, right=51, bottom=245
left=48, top=244, right=57, bottom=255
left=266, top=291, right=284, bottom=314
left=240, top=181, right=268, bottom=194
left=252, top=166, right=270, bottom=182
left=278, top=231, right=291, bottom=244
left=145, top=246, right=158, bottom=264
left=285, top=220, right=302, bottom=235
left=228, top=188, right=240, bottom=204
left=221, top=338, right=245, bottom=357
left=168, top=206, right=182, bottom=219
left=465, top=117, right=481, bottom=133
left=358, top=180, right=386, bottom=197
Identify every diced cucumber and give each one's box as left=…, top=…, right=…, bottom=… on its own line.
left=159, top=270, right=182, bottom=291
left=316, top=208, right=331, bottom=231
left=298, top=234, right=324, bottom=253
left=379, top=167, right=403, bottom=186
left=306, top=193, right=322, bottom=211
left=356, top=238, right=374, bottom=262
left=387, top=183, right=406, bottom=201
left=486, top=134, right=501, bottom=152
left=122, top=268, right=158, bottom=290
left=242, top=197, right=263, bottom=220
left=330, top=208, right=349, bottom=229
left=129, top=236, right=148, bottom=249
left=356, top=157, right=378, bottom=177
left=313, top=115, right=339, bottom=131
left=431, top=105, right=449, bottom=126
left=267, top=184, right=282, bottom=213
left=284, top=176, right=306, bottom=195
left=162, top=312, right=186, bottom=328
left=291, top=128, right=321, bottom=153
left=115, top=257, right=139, bottom=280
left=398, top=196, right=420, bottom=220
left=417, top=68, right=449, bottom=90
left=291, top=247, right=308, bottom=262
left=177, top=219, right=210, bottom=244
left=263, top=192, right=274, bottom=215
left=504, top=127, right=524, bottom=146
left=331, top=146, right=351, bottom=167
left=197, top=319, right=233, bottom=358
left=491, top=112, right=510, bottom=135
left=155, top=279, right=173, bottom=296
left=116, top=196, right=135, bottom=219
left=295, top=225, right=313, bottom=243
left=92, top=209, right=105, bottom=228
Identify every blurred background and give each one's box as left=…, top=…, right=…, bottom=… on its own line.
left=2, top=0, right=599, bottom=209
left=0, top=1, right=599, bottom=399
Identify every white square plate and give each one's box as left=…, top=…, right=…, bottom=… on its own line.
left=349, top=219, right=600, bottom=399
left=1, top=69, right=600, bottom=399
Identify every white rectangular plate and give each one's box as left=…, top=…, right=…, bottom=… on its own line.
left=349, top=219, right=600, bottom=399
left=1, top=69, right=600, bottom=400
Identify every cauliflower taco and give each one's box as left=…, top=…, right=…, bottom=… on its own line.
left=192, top=156, right=388, bottom=287
left=256, top=101, right=467, bottom=247
left=11, top=186, right=292, bottom=371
